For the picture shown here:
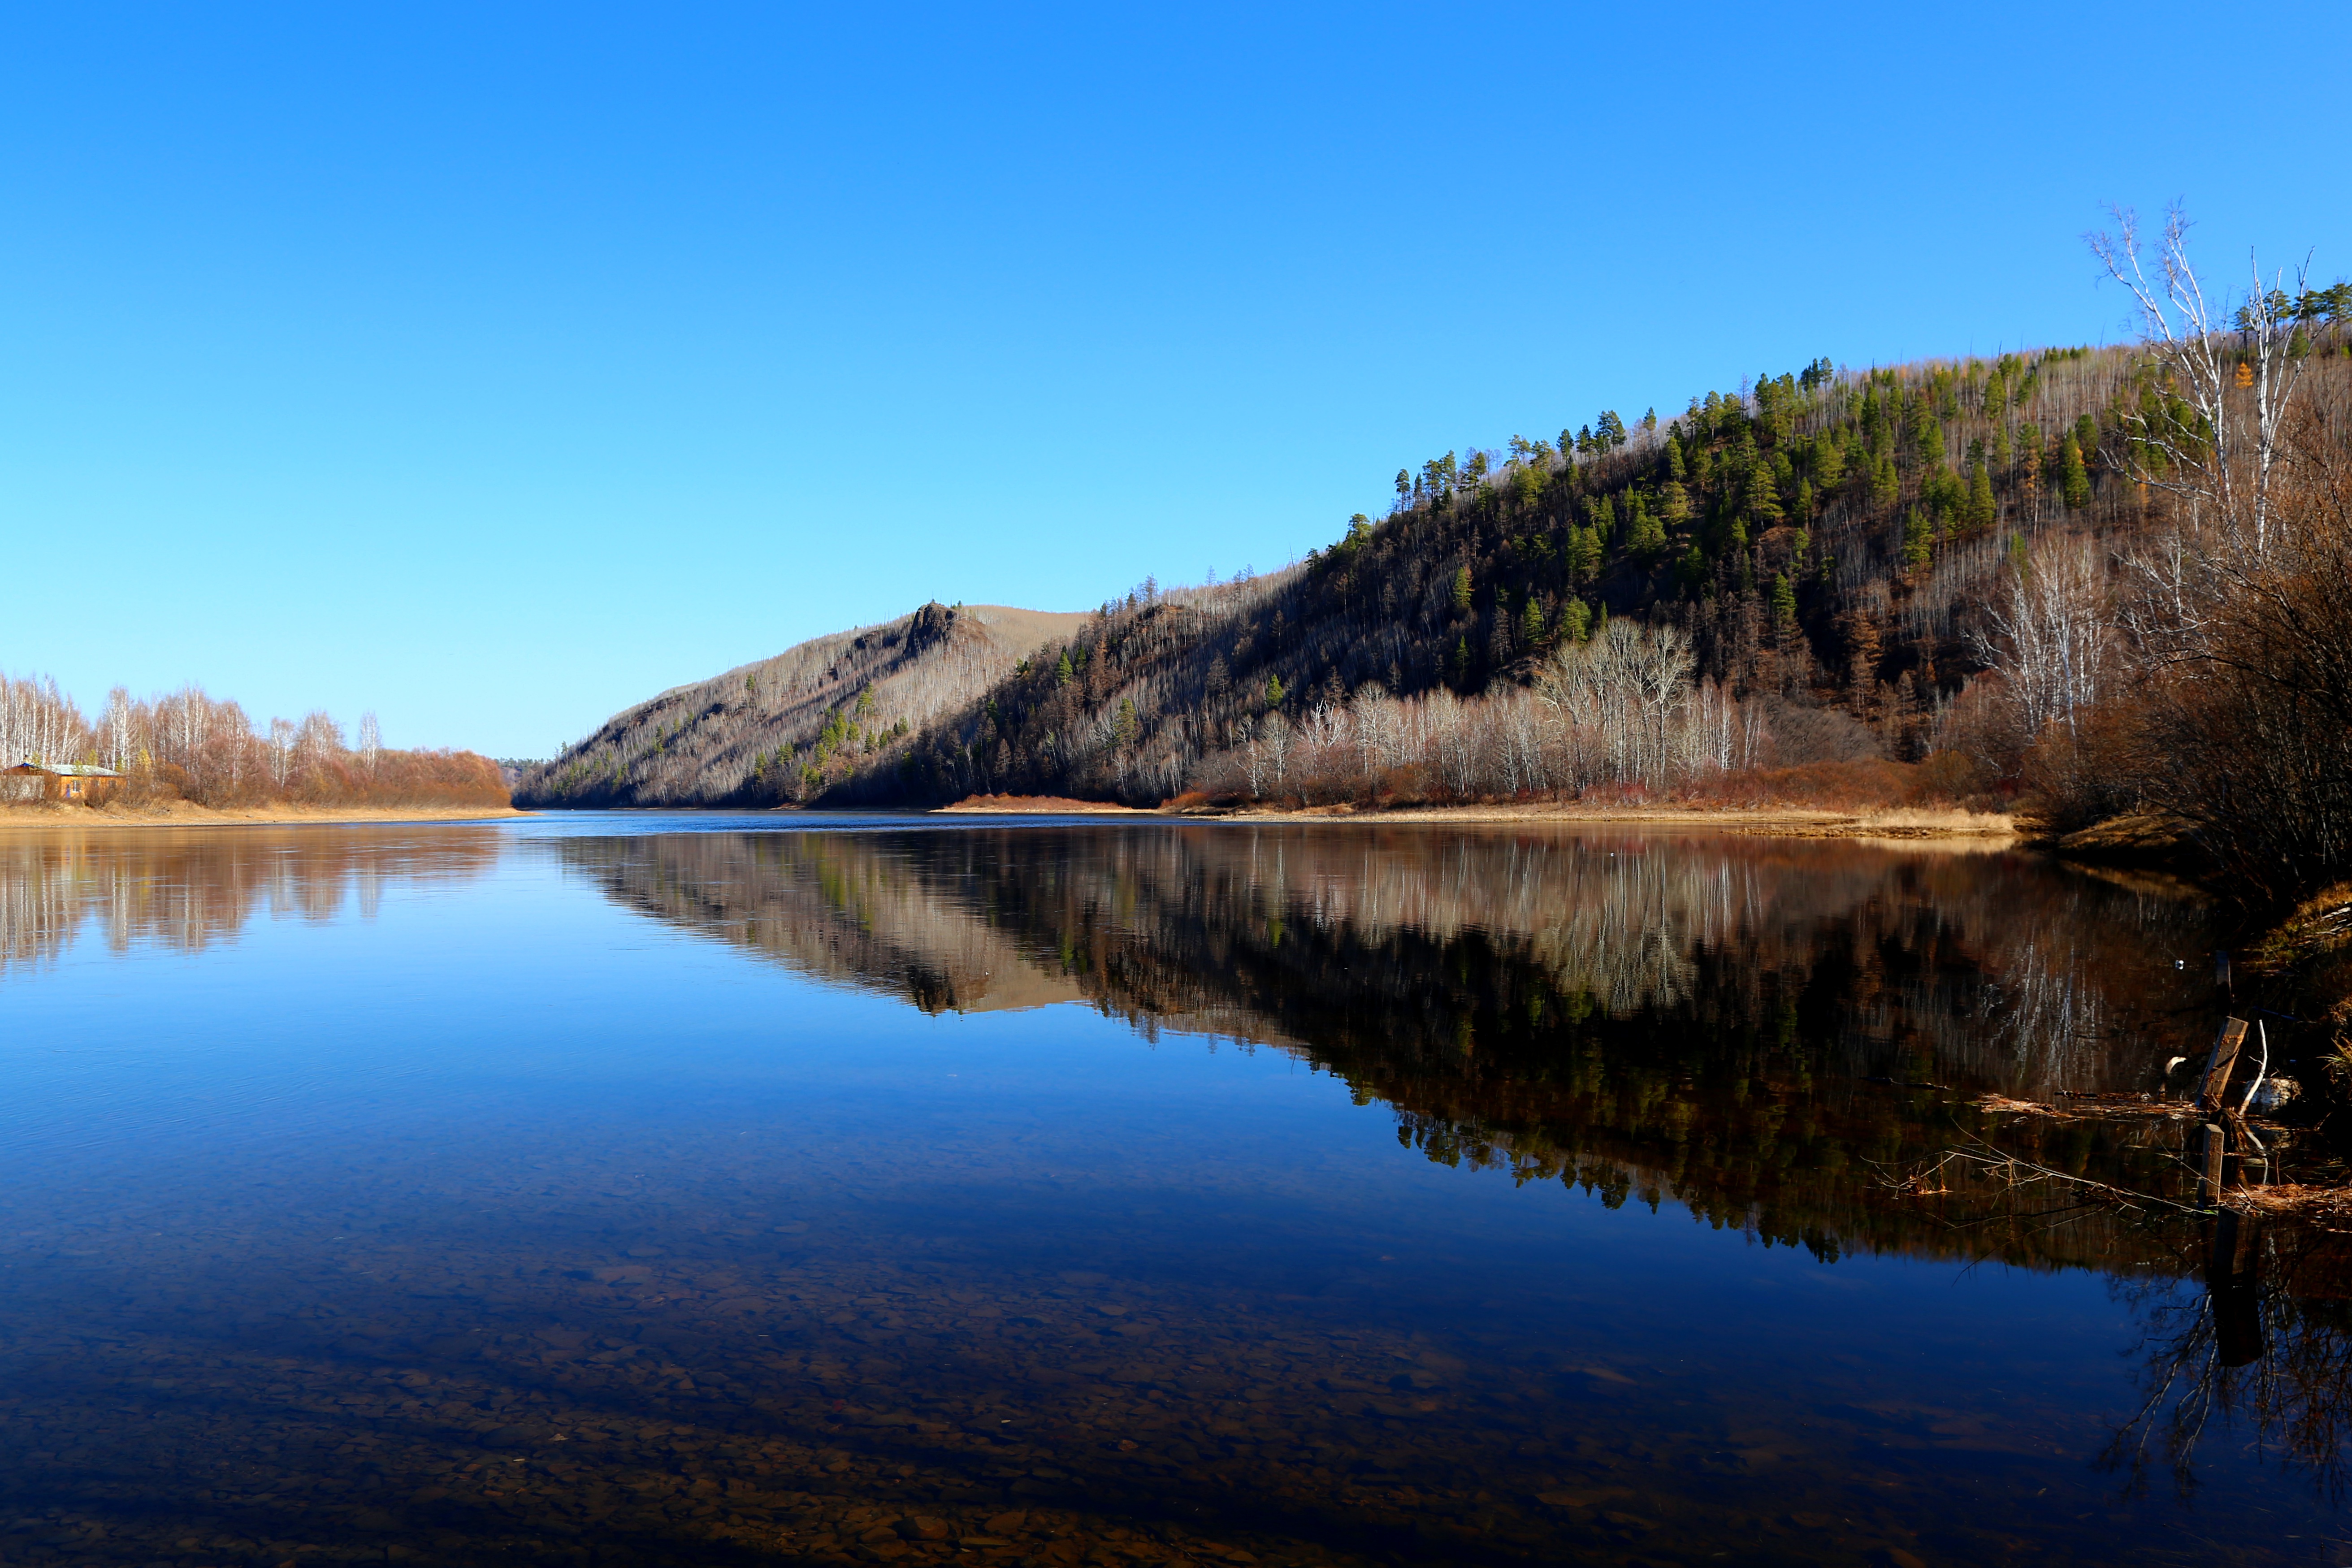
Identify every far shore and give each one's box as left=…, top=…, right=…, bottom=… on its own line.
left=0, top=801, right=527, bottom=833
left=0, top=794, right=2023, bottom=846
left=936, top=795, right=2022, bottom=840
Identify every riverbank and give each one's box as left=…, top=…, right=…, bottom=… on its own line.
left=1205, top=802, right=2019, bottom=839
left=938, top=796, right=2020, bottom=840
left=0, top=801, right=527, bottom=832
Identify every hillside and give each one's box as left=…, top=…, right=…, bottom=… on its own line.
left=519, top=264, right=2352, bottom=901
left=837, top=330, right=2350, bottom=811
left=512, top=602, right=1089, bottom=808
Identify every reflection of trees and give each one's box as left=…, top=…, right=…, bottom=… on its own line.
left=571, top=824, right=2231, bottom=1274
left=0, top=829, right=500, bottom=975
left=2104, top=1225, right=2352, bottom=1502
left=558, top=833, right=1087, bottom=1015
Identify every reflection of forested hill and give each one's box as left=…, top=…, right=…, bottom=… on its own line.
left=559, top=832, right=1085, bottom=1014
left=571, top=824, right=2231, bottom=1273
left=0, top=828, right=500, bottom=975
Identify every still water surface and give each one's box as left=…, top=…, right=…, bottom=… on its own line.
left=0, top=815, right=2344, bottom=1566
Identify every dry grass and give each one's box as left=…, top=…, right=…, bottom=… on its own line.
left=2226, top=1184, right=2352, bottom=1231
left=1197, top=799, right=2018, bottom=840
left=935, top=794, right=1152, bottom=814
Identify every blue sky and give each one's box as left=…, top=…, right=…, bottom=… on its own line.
left=3, top=3, right=2346, bottom=758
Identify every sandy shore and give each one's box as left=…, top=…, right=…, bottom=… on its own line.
left=933, top=795, right=1154, bottom=815
left=0, top=802, right=527, bottom=832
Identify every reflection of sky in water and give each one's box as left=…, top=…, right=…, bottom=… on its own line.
left=0, top=819, right=2336, bottom=1567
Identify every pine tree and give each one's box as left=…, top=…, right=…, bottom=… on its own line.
left=1871, top=454, right=1901, bottom=507
left=1562, top=598, right=1592, bottom=642
left=1451, top=566, right=1473, bottom=615
left=1520, top=597, right=1546, bottom=648
left=1901, top=508, right=1932, bottom=572
left=1658, top=481, right=1691, bottom=533
left=1770, top=572, right=1798, bottom=629
left=1265, top=673, right=1286, bottom=708
left=2058, top=432, right=2091, bottom=510
left=1814, top=433, right=1847, bottom=491
left=1911, top=401, right=1945, bottom=466
left=1746, top=455, right=1784, bottom=530
left=1965, top=459, right=1995, bottom=531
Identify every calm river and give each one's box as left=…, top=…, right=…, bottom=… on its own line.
left=0, top=815, right=2343, bottom=1567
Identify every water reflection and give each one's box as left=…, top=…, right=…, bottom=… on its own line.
left=0, top=826, right=499, bottom=971
left=566, top=826, right=2234, bottom=1269
left=2, top=819, right=2344, bottom=1568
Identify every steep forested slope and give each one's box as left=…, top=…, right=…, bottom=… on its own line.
left=846, top=334, right=2352, bottom=806
left=523, top=306, right=2352, bottom=815
left=512, top=602, right=1088, bottom=807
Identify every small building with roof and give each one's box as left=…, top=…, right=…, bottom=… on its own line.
left=4, top=762, right=125, bottom=805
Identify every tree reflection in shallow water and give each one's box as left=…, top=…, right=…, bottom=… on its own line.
left=0, top=826, right=500, bottom=971
left=2104, top=1222, right=2352, bottom=1502
left=1, top=819, right=2347, bottom=1568
left=568, top=825, right=2239, bottom=1269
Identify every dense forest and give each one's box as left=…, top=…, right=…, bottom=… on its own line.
left=524, top=223, right=2352, bottom=902
left=0, top=673, right=506, bottom=810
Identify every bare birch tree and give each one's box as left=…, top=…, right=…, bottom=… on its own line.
left=1970, top=537, right=2112, bottom=747
left=2091, top=203, right=2309, bottom=562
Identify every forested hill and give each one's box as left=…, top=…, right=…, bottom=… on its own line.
left=831, top=332, right=2349, bottom=807
left=511, top=603, right=1089, bottom=807
left=522, top=316, right=2352, bottom=815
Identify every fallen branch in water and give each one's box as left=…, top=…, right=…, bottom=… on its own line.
left=1972, top=1091, right=2291, bottom=1130
left=1880, top=1129, right=2213, bottom=1220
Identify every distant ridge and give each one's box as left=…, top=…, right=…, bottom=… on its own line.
left=513, top=602, right=1087, bottom=808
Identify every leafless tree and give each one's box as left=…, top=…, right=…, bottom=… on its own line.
left=1262, top=711, right=1292, bottom=791
left=2091, top=203, right=2309, bottom=561
left=1971, top=537, right=2113, bottom=748
left=268, top=717, right=297, bottom=787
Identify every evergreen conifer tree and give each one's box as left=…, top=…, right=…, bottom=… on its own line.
left=1901, top=508, right=1932, bottom=571
left=1912, top=403, right=1945, bottom=466
left=1451, top=566, right=1473, bottom=615
left=2058, top=433, right=2091, bottom=510
left=1871, top=454, right=1901, bottom=507
left=1965, top=459, right=1995, bottom=530
left=1659, top=481, right=1691, bottom=531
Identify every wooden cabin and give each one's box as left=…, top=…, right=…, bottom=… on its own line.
left=4, top=762, right=125, bottom=805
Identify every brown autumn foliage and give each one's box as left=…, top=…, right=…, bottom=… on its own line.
left=138, top=748, right=511, bottom=810
left=2125, top=403, right=2352, bottom=900
left=0, top=676, right=508, bottom=812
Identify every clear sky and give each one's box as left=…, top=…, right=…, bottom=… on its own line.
left=3, top=3, right=2346, bottom=758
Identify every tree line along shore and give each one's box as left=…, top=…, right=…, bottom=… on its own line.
left=0, top=677, right=508, bottom=816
